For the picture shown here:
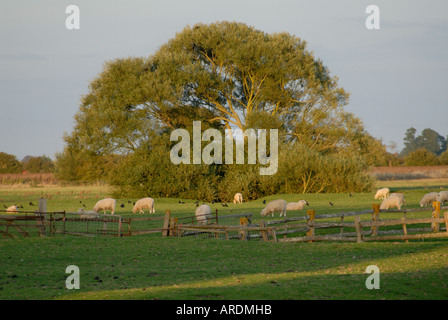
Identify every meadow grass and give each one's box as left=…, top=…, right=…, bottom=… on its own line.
left=1, top=182, right=448, bottom=300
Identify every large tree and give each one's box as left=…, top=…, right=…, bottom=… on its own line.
left=58, top=21, right=383, bottom=194
left=150, top=22, right=349, bottom=137
left=68, top=21, right=380, bottom=155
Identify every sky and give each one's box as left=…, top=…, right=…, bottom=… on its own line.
left=1, top=0, right=447, bottom=161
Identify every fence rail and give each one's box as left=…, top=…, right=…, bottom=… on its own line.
left=3, top=200, right=448, bottom=243
left=277, top=202, right=448, bottom=243
left=0, top=209, right=125, bottom=238
left=167, top=202, right=448, bottom=243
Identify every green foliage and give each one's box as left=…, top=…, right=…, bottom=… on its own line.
left=0, top=152, right=22, bottom=173
left=404, top=148, right=440, bottom=166
left=439, top=150, right=448, bottom=165
left=109, top=132, right=223, bottom=201
left=276, top=143, right=373, bottom=194
left=56, top=21, right=383, bottom=197
left=401, top=127, right=447, bottom=157
left=22, top=155, right=54, bottom=173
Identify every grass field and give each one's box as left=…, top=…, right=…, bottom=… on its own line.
left=1, top=180, right=448, bottom=300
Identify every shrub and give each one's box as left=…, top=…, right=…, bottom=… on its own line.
left=404, top=148, right=439, bottom=166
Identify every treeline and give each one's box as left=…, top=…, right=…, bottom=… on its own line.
left=0, top=152, right=54, bottom=174
left=384, top=127, right=448, bottom=166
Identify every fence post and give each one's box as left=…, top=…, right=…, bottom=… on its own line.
left=444, top=212, right=448, bottom=234
left=259, top=220, right=268, bottom=242
left=432, top=201, right=441, bottom=232
left=371, top=203, right=380, bottom=236
left=306, top=209, right=315, bottom=242
left=37, top=198, right=47, bottom=237
left=162, top=210, right=171, bottom=237
left=270, top=228, right=277, bottom=242
left=170, top=217, right=178, bottom=237
left=401, top=217, right=408, bottom=243
left=340, top=216, right=344, bottom=235
left=118, top=216, right=122, bottom=237
left=215, top=209, right=219, bottom=239
left=354, top=216, right=363, bottom=243
left=239, top=217, right=248, bottom=240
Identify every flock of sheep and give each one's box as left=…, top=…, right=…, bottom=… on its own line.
left=4, top=188, right=447, bottom=225
left=195, top=195, right=312, bottom=225
left=374, top=187, right=448, bottom=211
left=82, top=197, right=156, bottom=215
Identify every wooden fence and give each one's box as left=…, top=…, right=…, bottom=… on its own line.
left=3, top=201, right=447, bottom=243
left=0, top=210, right=127, bottom=238
left=169, top=202, right=448, bottom=243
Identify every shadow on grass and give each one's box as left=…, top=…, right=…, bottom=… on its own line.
left=57, top=267, right=448, bottom=300
left=2, top=235, right=448, bottom=300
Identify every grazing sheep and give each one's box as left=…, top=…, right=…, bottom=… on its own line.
left=93, top=198, right=116, bottom=215
left=132, top=197, right=155, bottom=214
left=233, top=193, right=243, bottom=204
left=419, top=192, right=439, bottom=207
left=437, top=191, right=448, bottom=205
left=390, top=193, right=406, bottom=204
left=380, top=195, right=403, bottom=211
left=286, top=200, right=309, bottom=211
left=260, top=199, right=287, bottom=218
left=195, top=204, right=212, bottom=225
left=6, top=205, right=19, bottom=213
left=77, top=208, right=99, bottom=219
left=374, top=188, right=390, bottom=200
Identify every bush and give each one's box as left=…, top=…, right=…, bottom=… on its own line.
left=0, top=152, right=22, bottom=174
left=439, top=150, right=448, bottom=165
left=404, top=148, right=439, bottom=166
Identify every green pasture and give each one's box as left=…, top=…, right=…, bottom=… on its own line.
left=1, top=180, right=448, bottom=300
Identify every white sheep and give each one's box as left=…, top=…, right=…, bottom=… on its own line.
left=195, top=204, right=212, bottom=225
left=389, top=193, right=406, bottom=204
left=419, top=192, right=439, bottom=207
left=77, top=208, right=99, bottom=219
left=260, top=199, right=287, bottom=218
left=233, top=193, right=243, bottom=204
left=132, top=197, right=155, bottom=214
left=437, top=191, right=448, bottom=205
left=6, top=205, right=19, bottom=213
left=374, top=188, right=390, bottom=200
left=380, top=195, right=403, bottom=211
left=93, top=198, right=116, bottom=215
left=285, top=200, right=309, bottom=211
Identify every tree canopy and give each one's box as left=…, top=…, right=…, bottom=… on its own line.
left=401, top=127, right=447, bottom=157
left=56, top=21, right=386, bottom=198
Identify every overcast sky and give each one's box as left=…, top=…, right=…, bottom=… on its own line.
left=1, top=0, right=447, bottom=160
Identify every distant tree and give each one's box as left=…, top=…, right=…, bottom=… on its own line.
left=0, top=152, right=22, bottom=173
left=401, top=127, right=446, bottom=156
left=404, top=148, right=439, bottom=166
left=401, top=127, right=417, bottom=156
left=415, top=128, right=446, bottom=155
left=22, top=155, right=54, bottom=173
